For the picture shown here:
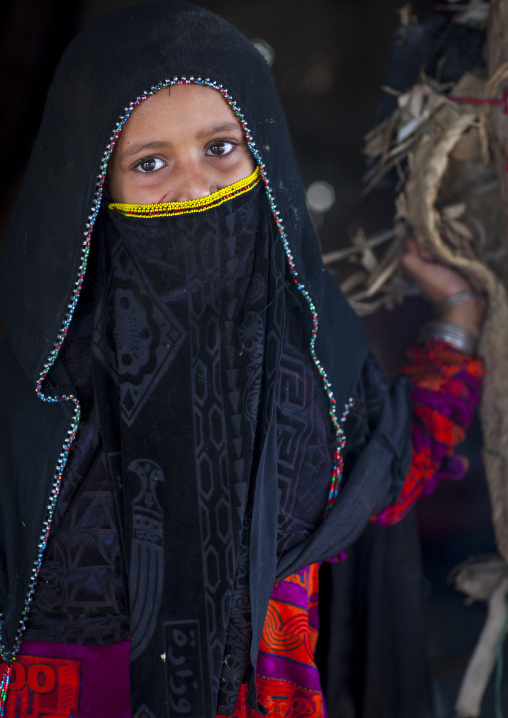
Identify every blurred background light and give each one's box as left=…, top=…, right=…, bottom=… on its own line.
left=250, top=37, right=275, bottom=67
left=306, top=180, right=336, bottom=213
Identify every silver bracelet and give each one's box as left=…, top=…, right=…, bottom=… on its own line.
left=419, top=320, right=478, bottom=355
left=434, top=290, right=482, bottom=314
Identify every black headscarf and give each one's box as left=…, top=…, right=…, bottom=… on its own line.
left=0, top=3, right=372, bottom=715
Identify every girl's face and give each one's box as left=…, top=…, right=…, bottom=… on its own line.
left=109, top=84, right=255, bottom=204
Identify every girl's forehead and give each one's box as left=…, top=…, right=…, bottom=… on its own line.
left=118, top=84, right=242, bottom=138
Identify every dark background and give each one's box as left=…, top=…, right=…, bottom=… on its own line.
left=0, top=1, right=498, bottom=715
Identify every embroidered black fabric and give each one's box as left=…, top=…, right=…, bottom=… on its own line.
left=24, top=274, right=130, bottom=644
left=24, top=222, right=338, bottom=648
left=22, top=184, right=338, bottom=714
left=24, top=255, right=413, bottom=714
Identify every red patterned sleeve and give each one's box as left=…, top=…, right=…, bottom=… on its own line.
left=373, top=339, right=484, bottom=526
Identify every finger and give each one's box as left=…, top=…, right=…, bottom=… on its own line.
left=401, top=246, right=428, bottom=274
left=402, top=238, right=437, bottom=267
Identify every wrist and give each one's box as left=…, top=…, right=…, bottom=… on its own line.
left=419, top=320, right=478, bottom=355
left=438, top=298, right=486, bottom=340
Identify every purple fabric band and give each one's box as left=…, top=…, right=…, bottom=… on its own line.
left=256, top=567, right=323, bottom=696
left=2, top=640, right=130, bottom=717
left=256, top=649, right=323, bottom=693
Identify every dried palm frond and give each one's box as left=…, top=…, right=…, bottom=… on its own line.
left=333, top=67, right=508, bottom=570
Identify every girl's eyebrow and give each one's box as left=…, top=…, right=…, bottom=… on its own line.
left=119, top=140, right=169, bottom=160
left=195, top=122, right=243, bottom=139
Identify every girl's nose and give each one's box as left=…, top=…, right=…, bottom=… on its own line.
left=166, top=162, right=216, bottom=203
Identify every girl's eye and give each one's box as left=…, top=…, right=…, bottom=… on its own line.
left=206, top=141, right=236, bottom=157
left=135, top=157, right=166, bottom=173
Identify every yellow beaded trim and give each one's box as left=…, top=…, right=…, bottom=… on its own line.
left=109, top=167, right=260, bottom=218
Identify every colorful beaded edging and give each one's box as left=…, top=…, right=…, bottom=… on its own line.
left=110, top=167, right=260, bottom=218
left=0, top=75, right=352, bottom=714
